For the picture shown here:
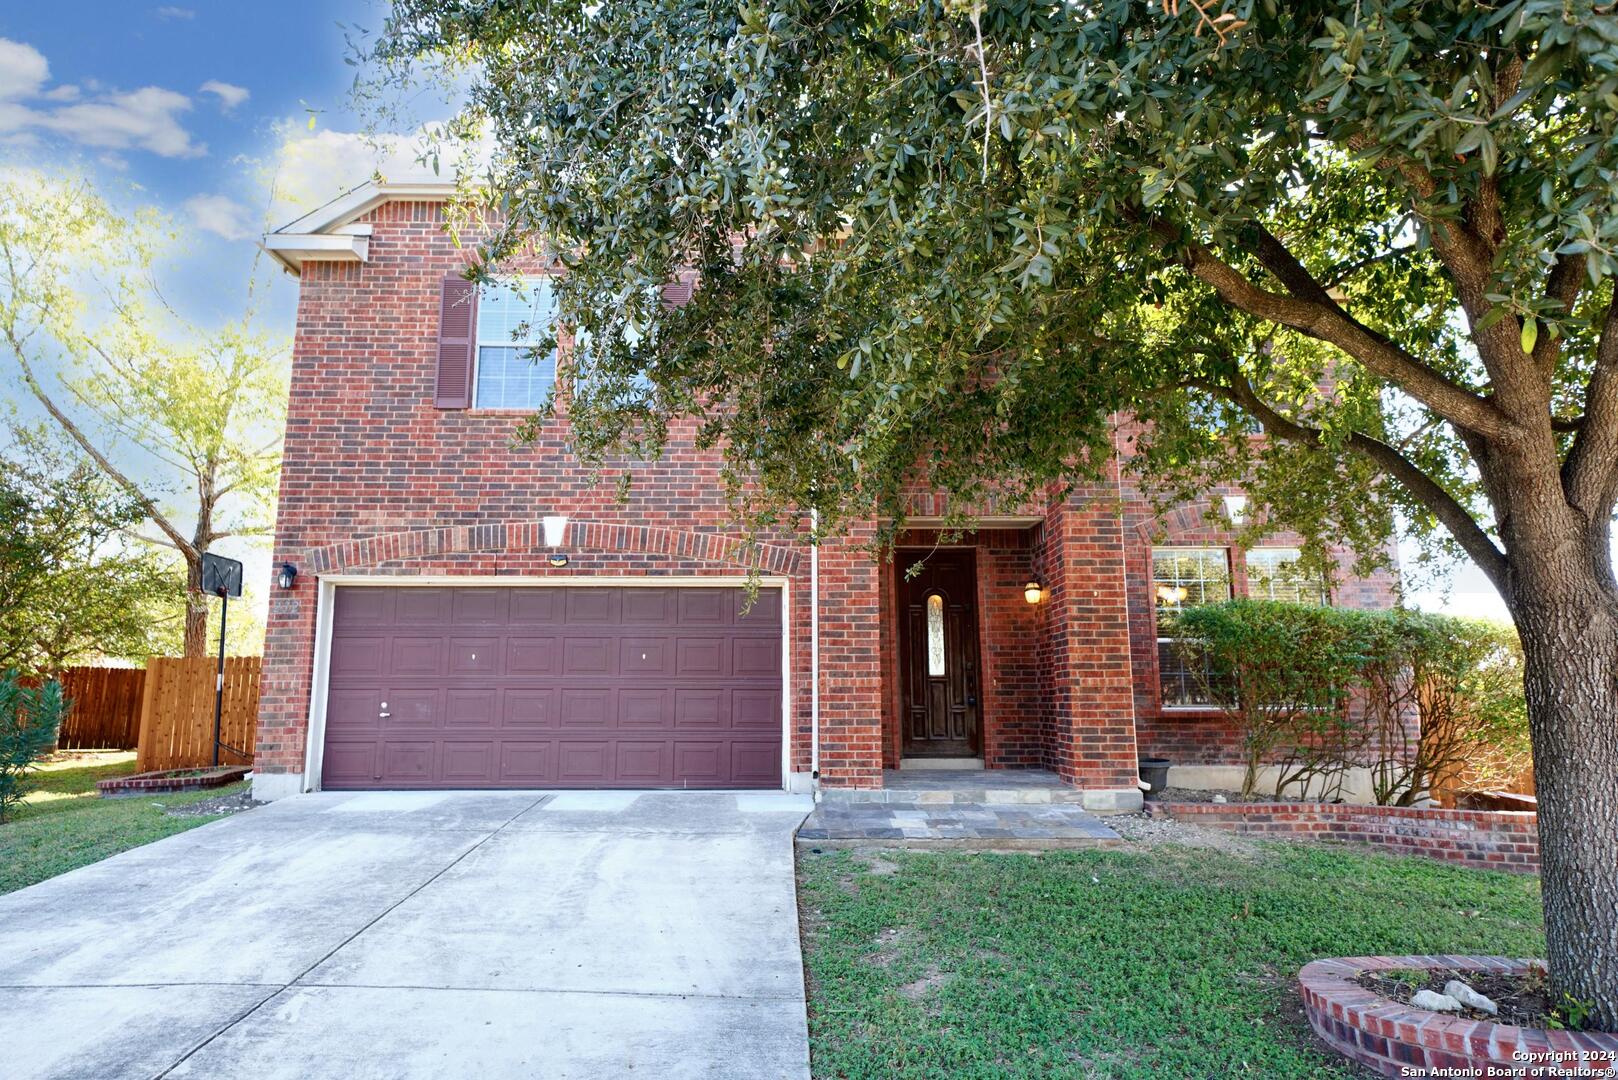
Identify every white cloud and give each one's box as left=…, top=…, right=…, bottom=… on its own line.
left=183, top=193, right=255, bottom=241
left=0, top=39, right=206, bottom=159
left=154, top=6, right=195, bottom=19
left=0, top=39, right=49, bottom=101
left=199, top=80, right=249, bottom=111
left=269, top=121, right=492, bottom=222
left=32, top=86, right=203, bottom=158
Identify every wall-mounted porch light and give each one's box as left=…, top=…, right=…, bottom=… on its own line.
left=1024, top=579, right=1044, bottom=604
left=542, top=515, right=570, bottom=568
left=276, top=563, right=298, bottom=590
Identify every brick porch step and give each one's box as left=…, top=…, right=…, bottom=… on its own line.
left=818, top=768, right=1089, bottom=805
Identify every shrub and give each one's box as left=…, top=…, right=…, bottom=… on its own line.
left=0, top=670, right=67, bottom=821
left=1168, top=603, right=1531, bottom=805
left=1362, top=613, right=1531, bottom=806
left=1167, top=600, right=1364, bottom=799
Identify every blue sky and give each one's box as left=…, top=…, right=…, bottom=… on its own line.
left=0, top=3, right=1515, bottom=623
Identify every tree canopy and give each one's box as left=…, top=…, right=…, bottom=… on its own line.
left=0, top=171, right=288, bottom=655
left=369, top=0, right=1616, bottom=589
left=367, top=0, right=1618, bottom=1022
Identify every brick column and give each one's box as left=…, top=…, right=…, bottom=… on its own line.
left=1037, top=473, right=1143, bottom=810
left=815, top=524, right=884, bottom=788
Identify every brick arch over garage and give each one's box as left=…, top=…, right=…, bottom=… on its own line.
left=298, top=520, right=805, bottom=577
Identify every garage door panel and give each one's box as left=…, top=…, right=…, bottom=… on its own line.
left=322, top=585, right=783, bottom=790
left=503, top=689, right=556, bottom=729
left=448, top=637, right=498, bottom=675
left=674, top=689, right=725, bottom=729
left=381, top=741, right=435, bottom=783
left=565, top=588, right=621, bottom=624
left=672, top=742, right=724, bottom=784
left=395, top=588, right=450, bottom=625
left=733, top=636, right=781, bottom=677
left=734, top=590, right=781, bottom=625
left=323, top=741, right=377, bottom=786
left=558, top=688, right=612, bottom=729
left=562, top=637, right=613, bottom=675
left=451, top=588, right=508, bottom=625
left=385, top=689, right=440, bottom=728
left=509, top=589, right=561, bottom=624
left=616, top=740, right=671, bottom=784
left=445, top=689, right=497, bottom=727
left=676, top=638, right=725, bottom=677
left=733, top=690, right=781, bottom=730
left=499, top=741, right=554, bottom=783
left=442, top=740, right=496, bottom=783
left=334, top=588, right=392, bottom=628
left=731, top=741, right=782, bottom=785
left=331, top=637, right=385, bottom=677
left=505, top=637, right=557, bottom=676
left=326, top=688, right=382, bottom=732
left=620, top=689, right=671, bottom=729
left=621, top=588, right=674, bottom=624
left=677, top=589, right=728, bottom=625
left=389, top=637, right=443, bottom=676
left=557, top=741, right=612, bottom=783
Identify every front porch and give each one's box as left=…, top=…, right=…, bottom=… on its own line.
left=814, top=495, right=1145, bottom=809
left=798, top=770, right=1123, bottom=849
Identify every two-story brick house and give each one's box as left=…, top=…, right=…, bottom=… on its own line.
left=252, top=179, right=1397, bottom=808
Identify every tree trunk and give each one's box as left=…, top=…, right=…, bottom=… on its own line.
left=1510, top=578, right=1618, bottom=1031
left=183, top=555, right=207, bottom=659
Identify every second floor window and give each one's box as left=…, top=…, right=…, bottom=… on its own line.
left=1153, top=547, right=1231, bottom=708
left=475, top=279, right=557, bottom=409
left=1247, top=547, right=1329, bottom=605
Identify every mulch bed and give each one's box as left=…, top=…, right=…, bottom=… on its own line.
left=1355, top=966, right=1565, bottom=1029
left=162, top=789, right=258, bottom=818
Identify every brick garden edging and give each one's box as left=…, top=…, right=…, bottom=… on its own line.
left=96, top=766, right=250, bottom=797
left=1144, top=800, right=1539, bottom=872
left=1299, top=956, right=1618, bottom=1077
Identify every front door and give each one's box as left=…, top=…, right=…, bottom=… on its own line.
left=897, top=550, right=981, bottom=758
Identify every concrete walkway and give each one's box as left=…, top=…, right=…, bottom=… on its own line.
left=0, top=789, right=813, bottom=1080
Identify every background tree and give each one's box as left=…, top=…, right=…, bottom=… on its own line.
left=0, top=425, right=177, bottom=676
left=368, top=0, right=1618, bottom=1022
left=0, top=172, right=288, bottom=656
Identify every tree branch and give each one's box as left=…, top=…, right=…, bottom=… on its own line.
left=4, top=330, right=196, bottom=558
left=1562, top=286, right=1618, bottom=520
left=1191, top=373, right=1512, bottom=597
left=1162, top=223, right=1510, bottom=438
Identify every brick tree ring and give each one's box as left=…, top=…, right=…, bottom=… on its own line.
left=1298, top=957, right=1618, bottom=1078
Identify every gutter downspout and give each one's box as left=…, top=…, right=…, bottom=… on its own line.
left=810, top=508, right=822, bottom=793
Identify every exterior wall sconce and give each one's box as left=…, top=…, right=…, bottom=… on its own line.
left=276, top=563, right=298, bottom=590
left=1222, top=494, right=1249, bottom=525
left=542, top=515, right=570, bottom=568
left=1024, top=580, right=1044, bottom=604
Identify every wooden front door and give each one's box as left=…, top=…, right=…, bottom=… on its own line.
left=897, top=551, right=981, bottom=758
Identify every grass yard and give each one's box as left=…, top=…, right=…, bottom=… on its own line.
left=798, top=841, right=1544, bottom=1079
left=0, top=751, right=250, bottom=895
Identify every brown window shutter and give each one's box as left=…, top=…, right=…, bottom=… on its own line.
left=435, top=277, right=478, bottom=408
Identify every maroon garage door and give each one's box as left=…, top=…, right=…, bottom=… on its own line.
left=320, top=585, right=783, bottom=790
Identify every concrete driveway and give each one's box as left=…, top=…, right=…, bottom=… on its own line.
left=0, top=789, right=813, bottom=1080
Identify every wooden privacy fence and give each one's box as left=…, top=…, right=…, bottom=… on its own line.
left=135, top=657, right=261, bottom=772
left=52, top=666, right=147, bottom=750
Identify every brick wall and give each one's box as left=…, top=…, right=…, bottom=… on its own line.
left=1145, top=801, right=1540, bottom=873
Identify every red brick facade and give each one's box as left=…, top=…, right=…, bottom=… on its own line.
left=254, top=190, right=1398, bottom=801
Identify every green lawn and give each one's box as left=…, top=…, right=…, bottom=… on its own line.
left=1, top=752, right=250, bottom=895
left=798, top=842, right=1544, bottom=1079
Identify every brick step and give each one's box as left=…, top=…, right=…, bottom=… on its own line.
left=820, top=769, right=1088, bottom=805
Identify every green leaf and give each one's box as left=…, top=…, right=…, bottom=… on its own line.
left=1520, top=318, right=1538, bottom=355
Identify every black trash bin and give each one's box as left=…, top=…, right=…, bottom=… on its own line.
left=1138, top=757, right=1172, bottom=800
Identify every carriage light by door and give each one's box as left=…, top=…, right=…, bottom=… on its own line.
left=1024, top=580, right=1043, bottom=604
left=277, top=563, right=298, bottom=590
